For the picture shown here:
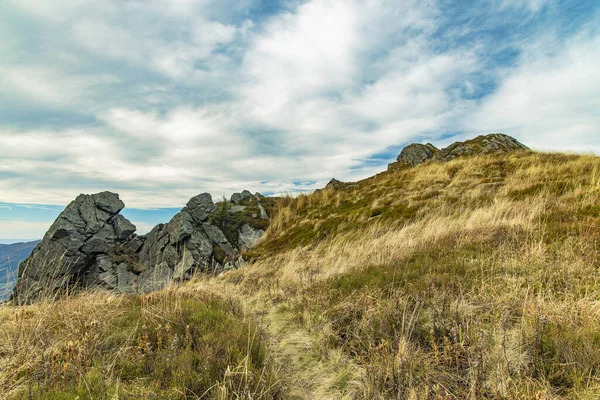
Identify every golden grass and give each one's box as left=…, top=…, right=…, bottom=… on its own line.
left=2, top=151, right=600, bottom=399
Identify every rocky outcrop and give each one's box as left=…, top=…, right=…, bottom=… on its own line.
left=388, top=134, right=530, bottom=170
left=12, top=190, right=272, bottom=304
left=434, top=133, right=530, bottom=162
left=397, top=143, right=439, bottom=167
left=323, top=178, right=359, bottom=192
left=11, top=192, right=135, bottom=304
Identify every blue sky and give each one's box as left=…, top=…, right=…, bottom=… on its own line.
left=1, top=0, right=599, bottom=241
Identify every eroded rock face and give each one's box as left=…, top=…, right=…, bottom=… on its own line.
left=390, top=134, right=530, bottom=170
left=11, top=192, right=134, bottom=303
left=397, top=143, right=439, bottom=167
left=434, top=133, right=530, bottom=162
left=12, top=190, right=271, bottom=304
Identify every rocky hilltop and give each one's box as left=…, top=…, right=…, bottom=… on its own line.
left=389, top=133, right=530, bottom=171
left=11, top=191, right=272, bottom=304
left=12, top=133, right=529, bottom=303
left=325, top=133, right=530, bottom=192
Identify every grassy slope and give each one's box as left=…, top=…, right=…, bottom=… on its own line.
left=2, top=151, right=600, bottom=399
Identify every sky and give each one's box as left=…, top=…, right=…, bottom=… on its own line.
left=1, top=0, right=599, bottom=241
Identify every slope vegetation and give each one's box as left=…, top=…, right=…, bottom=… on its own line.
left=2, top=150, right=600, bottom=399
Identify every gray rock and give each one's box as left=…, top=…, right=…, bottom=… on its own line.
left=166, top=211, right=194, bottom=244
left=92, top=191, right=125, bottom=214
left=185, top=231, right=213, bottom=270
left=229, top=205, right=247, bottom=213
left=99, top=270, right=117, bottom=289
left=113, top=215, right=136, bottom=240
left=230, top=192, right=243, bottom=204
left=137, top=224, right=169, bottom=269
left=258, top=203, right=270, bottom=220
left=126, top=236, right=144, bottom=253
left=11, top=191, right=134, bottom=304
left=174, top=250, right=195, bottom=281
left=397, top=143, right=439, bottom=167
left=203, top=223, right=228, bottom=244
left=238, top=224, right=265, bottom=250
left=95, top=255, right=113, bottom=272
left=81, top=223, right=119, bottom=254
left=218, top=242, right=237, bottom=260
left=241, top=190, right=253, bottom=202
left=434, top=133, right=530, bottom=162
left=116, top=263, right=137, bottom=294
left=186, top=193, right=215, bottom=222
left=138, top=262, right=172, bottom=293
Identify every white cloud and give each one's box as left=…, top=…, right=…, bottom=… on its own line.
left=464, top=28, right=600, bottom=153
left=0, top=0, right=598, bottom=223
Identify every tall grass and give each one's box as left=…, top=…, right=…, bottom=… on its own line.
left=227, top=152, right=600, bottom=398
left=2, top=151, right=600, bottom=399
left=0, top=287, right=282, bottom=399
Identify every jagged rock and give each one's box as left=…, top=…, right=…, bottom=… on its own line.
left=174, top=251, right=195, bottom=281
left=231, top=190, right=253, bottom=204
left=229, top=205, right=247, bottom=213
left=434, top=133, right=529, bottom=162
left=203, top=223, right=228, bottom=244
left=99, top=270, right=117, bottom=289
left=218, top=242, right=237, bottom=260
left=231, top=193, right=242, bottom=204
left=12, top=189, right=270, bottom=303
left=241, top=190, right=253, bottom=201
left=397, top=143, right=439, bottom=167
left=390, top=134, right=530, bottom=171
left=138, top=261, right=172, bottom=293
left=326, top=178, right=344, bottom=190
left=137, top=224, right=169, bottom=270
left=116, top=263, right=137, bottom=294
left=113, top=215, right=136, bottom=240
left=238, top=224, right=265, bottom=250
left=126, top=236, right=144, bottom=253
left=92, top=192, right=125, bottom=214
left=258, top=203, right=270, bottom=220
left=96, top=255, right=113, bottom=272
left=11, top=192, right=134, bottom=304
left=185, top=193, right=215, bottom=222
left=166, top=211, right=194, bottom=244
left=185, top=231, right=213, bottom=265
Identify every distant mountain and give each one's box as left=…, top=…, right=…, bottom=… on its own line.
left=0, top=240, right=39, bottom=300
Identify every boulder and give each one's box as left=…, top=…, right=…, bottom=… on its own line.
left=185, top=193, right=215, bottom=222
left=391, top=134, right=530, bottom=170
left=229, top=205, right=247, bottom=213
left=434, top=133, right=530, bottom=162
left=11, top=190, right=269, bottom=303
left=396, top=143, right=439, bottom=167
left=11, top=192, right=134, bottom=304
left=231, top=190, right=253, bottom=204
left=238, top=224, right=265, bottom=250
left=230, top=193, right=243, bottom=204
left=258, top=203, right=270, bottom=220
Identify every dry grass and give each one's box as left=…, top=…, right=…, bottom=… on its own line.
left=2, top=151, right=600, bottom=399
left=0, top=287, right=282, bottom=399
left=226, top=152, right=600, bottom=399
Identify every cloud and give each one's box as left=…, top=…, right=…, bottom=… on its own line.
left=0, top=0, right=598, bottom=224
left=464, top=26, right=600, bottom=153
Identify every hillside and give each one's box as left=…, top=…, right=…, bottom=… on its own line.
left=0, top=241, right=39, bottom=301
left=2, top=146, right=600, bottom=398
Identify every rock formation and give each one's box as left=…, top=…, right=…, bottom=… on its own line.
left=388, top=133, right=530, bottom=170
left=12, top=191, right=271, bottom=304
left=397, top=143, right=439, bottom=167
